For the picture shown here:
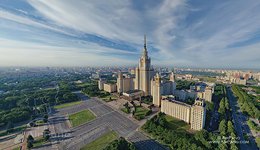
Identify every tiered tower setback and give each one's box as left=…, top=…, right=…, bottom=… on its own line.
left=135, top=35, right=155, bottom=96
left=99, top=35, right=206, bottom=131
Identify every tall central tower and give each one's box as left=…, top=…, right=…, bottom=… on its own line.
left=135, top=35, right=154, bottom=96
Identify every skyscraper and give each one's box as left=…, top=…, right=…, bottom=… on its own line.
left=113, top=35, right=206, bottom=130
left=135, top=35, right=155, bottom=96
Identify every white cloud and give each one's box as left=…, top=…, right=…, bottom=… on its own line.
left=27, top=0, right=144, bottom=43
left=0, top=0, right=259, bottom=68
left=167, top=0, right=260, bottom=67
left=0, top=9, right=75, bottom=36
left=0, top=38, right=136, bottom=66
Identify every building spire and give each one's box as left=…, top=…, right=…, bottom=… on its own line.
left=144, top=34, right=146, bottom=49
left=143, top=34, right=148, bottom=57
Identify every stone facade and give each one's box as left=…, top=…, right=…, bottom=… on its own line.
left=122, top=90, right=143, bottom=101
left=103, top=83, right=117, bottom=93
left=134, top=35, right=155, bottom=96
left=161, top=98, right=191, bottom=123
left=98, top=78, right=106, bottom=90
left=151, top=72, right=176, bottom=106
left=190, top=99, right=206, bottom=130
left=117, top=72, right=134, bottom=93
left=160, top=97, right=206, bottom=131
left=151, top=73, right=162, bottom=106
left=204, top=87, right=213, bottom=102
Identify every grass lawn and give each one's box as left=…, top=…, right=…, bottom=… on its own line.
left=121, top=108, right=130, bottom=114
left=165, top=115, right=190, bottom=132
left=35, top=120, right=45, bottom=126
left=198, top=76, right=217, bottom=82
left=134, top=106, right=150, bottom=120
left=76, top=82, right=94, bottom=88
left=80, top=131, right=118, bottom=150
left=256, top=137, right=260, bottom=148
left=54, top=101, right=82, bottom=109
left=69, top=110, right=96, bottom=127
left=0, top=125, right=27, bottom=137
left=12, top=146, right=21, bottom=150
left=33, top=137, right=46, bottom=148
left=101, top=95, right=117, bottom=102
left=251, top=86, right=260, bottom=94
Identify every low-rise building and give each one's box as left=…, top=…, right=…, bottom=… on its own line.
left=103, top=83, right=117, bottom=93
left=122, top=90, right=143, bottom=101
left=173, top=83, right=213, bottom=102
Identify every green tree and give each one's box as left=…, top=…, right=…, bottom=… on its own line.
left=44, top=134, right=50, bottom=141
left=194, top=130, right=211, bottom=149
left=43, top=128, right=51, bottom=141
left=132, top=110, right=135, bottom=116
left=27, top=141, right=33, bottom=149
left=104, top=137, right=136, bottom=150
left=44, top=114, right=48, bottom=119
left=219, top=143, right=228, bottom=150
left=230, top=143, right=238, bottom=150
left=219, top=119, right=226, bottom=136
left=6, top=121, right=14, bottom=133
left=227, top=121, right=235, bottom=134
left=224, top=98, right=230, bottom=110
left=218, top=98, right=225, bottom=117
left=27, top=134, right=34, bottom=143
left=205, top=101, right=214, bottom=111
left=43, top=114, right=48, bottom=123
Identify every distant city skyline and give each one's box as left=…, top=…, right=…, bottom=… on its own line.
left=0, top=0, right=260, bottom=69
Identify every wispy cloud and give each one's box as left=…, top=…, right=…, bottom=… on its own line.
left=0, top=38, right=135, bottom=66
left=0, top=0, right=259, bottom=68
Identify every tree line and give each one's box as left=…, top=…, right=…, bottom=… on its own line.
left=218, top=86, right=238, bottom=150
left=142, top=112, right=218, bottom=150
left=0, top=81, right=79, bottom=126
left=232, top=85, right=260, bottom=119
left=176, top=80, right=195, bottom=90
left=104, top=137, right=136, bottom=150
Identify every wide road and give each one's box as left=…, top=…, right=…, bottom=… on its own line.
left=46, top=91, right=166, bottom=150
left=209, top=95, right=220, bottom=132
left=226, top=86, right=258, bottom=150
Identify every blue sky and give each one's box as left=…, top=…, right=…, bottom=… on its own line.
left=0, top=0, right=260, bottom=68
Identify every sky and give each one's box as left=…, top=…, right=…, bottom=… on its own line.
left=0, top=0, right=260, bottom=69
